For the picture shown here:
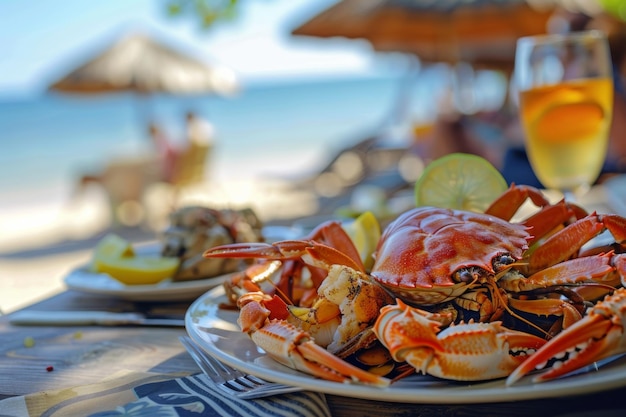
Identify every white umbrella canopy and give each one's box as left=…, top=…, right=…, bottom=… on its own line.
left=49, top=32, right=238, bottom=96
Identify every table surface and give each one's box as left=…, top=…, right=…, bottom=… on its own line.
left=1, top=289, right=625, bottom=417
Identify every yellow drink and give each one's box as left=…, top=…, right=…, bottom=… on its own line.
left=518, top=78, right=613, bottom=191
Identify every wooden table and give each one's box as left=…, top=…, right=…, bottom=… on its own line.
left=1, top=290, right=625, bottom=416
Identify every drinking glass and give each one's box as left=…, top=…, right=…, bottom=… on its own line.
left=514, top=30, right=613, bottom=199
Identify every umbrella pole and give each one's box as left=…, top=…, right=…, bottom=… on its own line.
left=133, top=93, right=154, bottom=142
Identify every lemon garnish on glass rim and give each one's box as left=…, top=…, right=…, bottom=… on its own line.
left=414, top=153, right=508, bottom=213
left=342, top=211, right=381, bottom=271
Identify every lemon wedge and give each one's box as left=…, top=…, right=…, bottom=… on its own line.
left=91, top=233, right=179, bottom=285
left=415, top=153, right=507, bottom=213
left=342, top=211, right=381, bottom=271
left=94, top=256, right=180, bottom=285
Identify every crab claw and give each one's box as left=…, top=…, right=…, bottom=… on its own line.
left=507, top=287, right=626, bottom=386
left=205, top=240, right=365, bottom=273
left=204, top=242, right=293, bottom=259
left=249, top=320, right=390, bottom=386
left=374, top=300, right=546, bottom=381
left=237, top=293, right=389, bottom=386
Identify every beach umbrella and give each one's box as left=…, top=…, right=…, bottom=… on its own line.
left=47, top=30, right=238, bottom=143
left=291, top=0, right=555, bottom=72
left=48, top=31, right=238, bottom=96
left=46, top=31, right=237, bottom=227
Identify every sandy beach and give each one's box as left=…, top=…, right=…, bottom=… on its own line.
left=0, top=175, right=321, bottom=314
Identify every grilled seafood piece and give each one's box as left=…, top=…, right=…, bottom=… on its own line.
left=162, top=206, right=263, bottom=281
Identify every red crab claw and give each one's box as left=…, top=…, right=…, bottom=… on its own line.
left=249, top=320, right=390, bottom=386
left=374, top=300, right=546, bottom=381
left=506, top=287, right=626, bottom=386
left=237, top=291, right=389, bottom=386
left=205, top=240, right=365, bottom=273
left=205, top=219, right=363, bottom=263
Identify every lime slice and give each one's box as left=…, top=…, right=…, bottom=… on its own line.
left=342, top=211, right=381, bottom=271
left=94, top=256, right=180, bottom=285
left=414, top=153, right=507, bottom=212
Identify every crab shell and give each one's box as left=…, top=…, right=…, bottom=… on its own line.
left=370, top=207, right=531, bottom=305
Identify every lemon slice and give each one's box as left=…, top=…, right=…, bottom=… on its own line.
left=342, top=211, right=381, bottom=271
left=415, top=153, right=507, bottom=212
left=94, top=256, right=180, bottom=285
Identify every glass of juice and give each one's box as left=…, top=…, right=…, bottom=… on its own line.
left=514, top=30, right=613, bottom=198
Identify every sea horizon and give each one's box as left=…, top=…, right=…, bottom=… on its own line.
left=0, top=74, right=422, bottom=252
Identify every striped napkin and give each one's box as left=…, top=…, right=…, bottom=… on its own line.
left=0, top=371, right=330, bottom=417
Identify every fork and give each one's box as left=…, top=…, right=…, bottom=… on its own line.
left=179, top=336, right=303, bottom=399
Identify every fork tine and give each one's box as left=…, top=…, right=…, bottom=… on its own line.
left=180, top=336, right=303, bottom=399
left=207, top=353, right=247, bottom=380
left=180, top=336, right=247, bottom=383
left=179, top=336, right=224, bottom=382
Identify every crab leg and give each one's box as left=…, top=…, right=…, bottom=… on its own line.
left=506, top=287, right=626, bottom=385
left=522, top=201, right=581, bottom=246
left=205, top=220, right=363, bottom=266
left=485, top=184, right=550, bottom=221
left=501, top=252, right=620, bottom=292
left=527, top=213, right=626, bottom=274
left=527, top=213, right=604, bottom=272
left=206, top=240, right=364, bottom=272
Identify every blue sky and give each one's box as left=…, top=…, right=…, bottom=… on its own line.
left=0, top=0, right=405, bottom=96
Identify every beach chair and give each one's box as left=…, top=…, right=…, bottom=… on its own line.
left=95, top=155, right=163, bottom=226
left=169, top=141, right=211, bottom=189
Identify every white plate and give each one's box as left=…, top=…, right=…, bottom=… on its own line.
left=186, top=286, right=626, bottom=404
left=64, top=268, right=233, bottom=302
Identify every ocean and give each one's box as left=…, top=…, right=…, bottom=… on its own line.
left=0, top=76, right=405, bottom=206
left=0, top=76, right=414, bottom=250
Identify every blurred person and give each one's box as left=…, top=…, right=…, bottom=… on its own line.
left=185, top=110, right=214, bottom=147
left=71, top=122, right=179, bottom=227
left=181, top=110, right=215, bottom=182
left=76, top=122, right=178, bottom=191
left=148, top=122, right=180, bottom=183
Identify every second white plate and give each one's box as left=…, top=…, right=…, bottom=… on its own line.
left=64, top=268, right=233, bottom=302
